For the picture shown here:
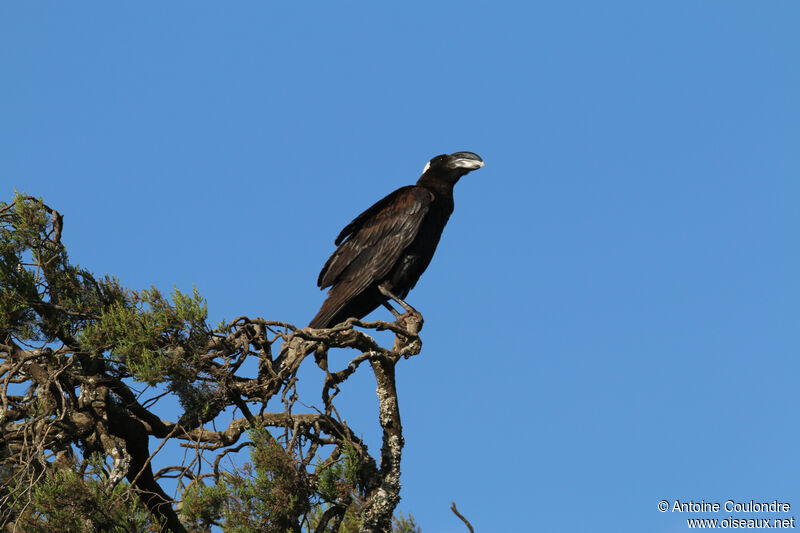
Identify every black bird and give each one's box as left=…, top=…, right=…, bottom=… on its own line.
left=309, top=151, right=484, bottom=329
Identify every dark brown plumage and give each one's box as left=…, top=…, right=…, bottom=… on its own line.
left=309, top=151, right=484, bottom=328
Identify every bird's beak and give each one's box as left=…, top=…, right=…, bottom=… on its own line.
left=448, top=151, right=485, bottom=171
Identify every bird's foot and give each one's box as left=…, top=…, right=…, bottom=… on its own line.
left=378, top=284, right=423, bottom=335
left=397, top=311, right=423, bottom=336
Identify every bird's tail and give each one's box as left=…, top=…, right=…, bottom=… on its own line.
left=308, top=311, right=331, bottom=329
left=308, top=293, right=348, bottom=329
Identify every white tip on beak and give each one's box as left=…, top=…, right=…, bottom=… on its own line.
left=451, top=158, right=485, bottom=170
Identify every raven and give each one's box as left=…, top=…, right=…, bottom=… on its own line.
left=309, top=151, right=484, bottom=329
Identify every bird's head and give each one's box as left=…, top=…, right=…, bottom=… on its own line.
left=420, top=151, right=484, bottom=183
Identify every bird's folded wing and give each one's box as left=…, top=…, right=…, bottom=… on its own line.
left=317, top=186, right=434, bottom=291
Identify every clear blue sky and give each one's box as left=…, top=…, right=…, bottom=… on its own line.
left=2, top=2, right=798, bottom=532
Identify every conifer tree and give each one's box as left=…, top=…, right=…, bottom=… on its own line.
left=0, top=194, right=423, bottom=533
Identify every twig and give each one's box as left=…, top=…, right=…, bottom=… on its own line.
left=451, top=502, right=475, bottom=533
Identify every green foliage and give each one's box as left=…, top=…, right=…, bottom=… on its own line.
left=182, top=429, right=420, bottom=533
left=78, top=284, right=222, bottom=423
left=81, top=285, right=210, bottom=384
left=182, top=426, right=312, bottom=532
left=2, top=192, right=212, bottom=388
left=2, top=194, right=219, bottom=422
left=303, top=502, right=421, bottom=533
left=182, top=482, right=227, bottom=531
left=1, top=192, right=128, bottom=343
left=0, top=193, right=55, bottom=340
left=392, top=511, right=422, bottom=533
left=317, top=442, right=362, bottom=504
left=7, top=461, right=155, bottom=533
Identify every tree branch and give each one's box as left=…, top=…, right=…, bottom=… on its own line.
left=451, top=502, right=475, bottom=533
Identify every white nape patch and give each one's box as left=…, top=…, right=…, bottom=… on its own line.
left=422, top=161, right=431, bottom=174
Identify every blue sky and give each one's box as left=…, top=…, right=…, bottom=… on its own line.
left=2, top=2, right=799, bottom=531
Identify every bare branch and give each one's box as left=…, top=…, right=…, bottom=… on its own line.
left=451, top=502, right=476, bottom=533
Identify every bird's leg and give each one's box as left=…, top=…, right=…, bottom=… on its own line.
left=381, top=301, right=403, bottom=320
left=378, top=283, right=423, bottom=336
left=378, top=284, right=418, bottom=315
